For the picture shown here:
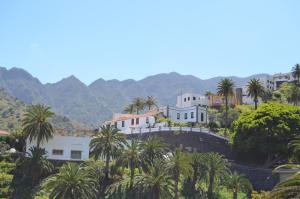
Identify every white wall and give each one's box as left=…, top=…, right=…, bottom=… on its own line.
left=176, top=93, right=208, bottom=108
left=26, top=135, right=91, bottom=161
left=167, top=106, right=207, bottom=124
left=114, top=116, right=156, bottom=132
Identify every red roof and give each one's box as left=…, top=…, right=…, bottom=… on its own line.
left=0, top=130, right=9, bottom=136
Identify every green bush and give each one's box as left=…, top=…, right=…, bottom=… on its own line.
left=0, top=172, right=13, bottom=198
left=233, top=102, right=300, bottom=165
left=0, top=162, right=15, bottom=173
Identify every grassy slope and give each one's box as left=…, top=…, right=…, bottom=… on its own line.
left=0, top=88, right=88, bottom=132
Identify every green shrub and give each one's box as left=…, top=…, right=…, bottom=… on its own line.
left=0, top=162, right=15, bottom=173
left=0, top=172, right=13, bottom=198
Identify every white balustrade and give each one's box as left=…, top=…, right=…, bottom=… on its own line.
left=120, top=126, right=229, bottom=141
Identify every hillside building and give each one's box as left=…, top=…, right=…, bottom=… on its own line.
left=26, top=130, right=92, bottom=161
left=273, top=72, right=295, bottom=90
left=104, top=93, right=209, bottom=133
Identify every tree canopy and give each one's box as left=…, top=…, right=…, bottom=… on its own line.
left=232, top=102, right=300, bottom=166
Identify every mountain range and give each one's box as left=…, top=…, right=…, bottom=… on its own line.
left=0, top=66, right=270, bottom=127
left=0, top=88, right=87, bottom=132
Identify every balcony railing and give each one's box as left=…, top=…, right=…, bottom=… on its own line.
left=120, top=126, right=229, bottom=141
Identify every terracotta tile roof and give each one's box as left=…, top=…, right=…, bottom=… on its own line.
left=107, top=108, right=161, bottom=123
left=0, top=130, right=9, bottom=136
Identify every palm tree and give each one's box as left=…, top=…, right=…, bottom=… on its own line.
left=141, top=135, right=168, bottom=168
left=42, top=162, right=97, bottom=199
left=189, top=153, right=208, bottom=195
left=117, top=138, right=143, bottom=188
left=85, top=160, right=106, bottom=198
left=19, top=147, right=53, bottom=186
left=124, top=104, right=136, bottom=114
left=166, top=149, right=192, bottom=199
left=217, top=78, right=234, bottom=135
left=205, top=153, right=229, bottom=199
left=225, top=172, right=253, bottom=199
left=292, top=63, right=300, bottom=85
left=205, top=91, right=213, bottom=97
left=271, top=165, right=300, bottom=198
left=22, top=104, right=55, bottom=149
left=145, top=96, right=158, bottom=111
left=90, top=125, right=126, bottom=179
left=247, top=78, right=264, bottom=110
left=289, top=136, right=300, bottom=161
left=134, top=161, right=174, bottom=199
left=132, top=97, right=145, bottom=114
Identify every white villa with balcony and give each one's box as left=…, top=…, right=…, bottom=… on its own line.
left=104, top=93, right=209, bottom=134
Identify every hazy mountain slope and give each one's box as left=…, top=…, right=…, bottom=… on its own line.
left=0, top=88, right=87, bottom=132
left=0, top=66, right=270, bottom=126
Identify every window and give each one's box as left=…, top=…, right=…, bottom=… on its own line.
left=184, top=98, right=186, bottom=102
left=136, top=118, right=139, bottom=125
left=177, top=113, right=180, bottom=119
left=131, top=119, right=135, bottom=125
left=201, top=113, right=204, bottom=122
left=185, top=113, right=188, bottom=119
left=122, top=121, right=125, bottom=127
left=188, top=97, right=190, bottom=101
left=193, top=97, right=196, bottom=100
left=70, top=150, right=82, bottom=159
left=146, top=117, right=149, bottom=124
left=114, top=122, right=117, bottom=128
left=191, top=112, right=194, bottom=119
left=52, top=149, right=63, bottom=155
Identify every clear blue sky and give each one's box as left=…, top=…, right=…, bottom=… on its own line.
left=0, top=1, right=299, bottom=84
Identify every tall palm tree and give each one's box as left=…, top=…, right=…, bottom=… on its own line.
left=132, top=97, right=145, bottom=114
left=117, top=138, right=143, bottom=188
left=141, top=135, right=168, bottom=169
left=124, top=104, right=136, bottom=114
left=205, top=153, right=229, bottom=199
left=22, top=104, right=55, bottom=148
left=217, top=78, right=234, bottom=135
left=90, top=125, right=126, bottom=179
left=42, top=162, right=97, bottom=199
left=292, top=63, right=300, bottom=85
left=166, top=149, right=192, bottom=199
left=134, top=161, right=174, bottom=199
left=225, top=172, right=253, bottom=199
left=189, top=153, right=208, bottom=195
left=19, top=147, right=53, bottom=186
left=247, top=78, right=264, bottom=110
left=145, top=96, right=158, bottom=111
left=292, top=64, right=300, bottom=105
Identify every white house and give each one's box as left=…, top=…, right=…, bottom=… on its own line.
left=26, top=133, right=92, bottom=161
left=161, top=105, right=208, bottom=124
left=176, top=93, right=208, bottom=108
left=273, top=72, right=295, bottom=90
left=104, top=109, right=158, bottom=134
left=161, top=93, right=208, bottom=124
left=104, top=93, right=209, bottom=133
